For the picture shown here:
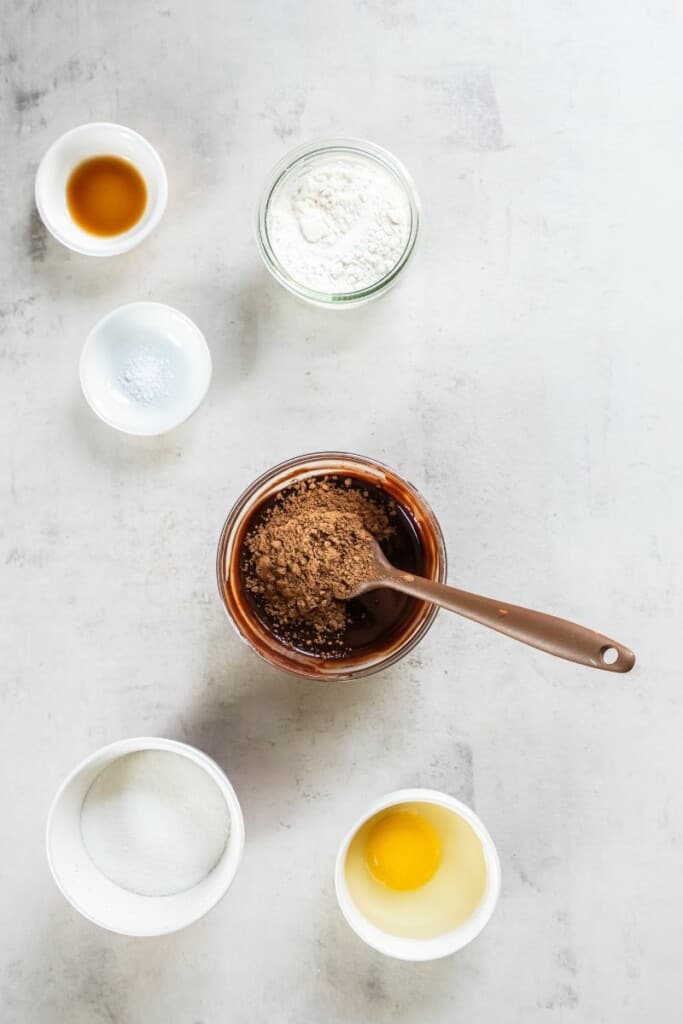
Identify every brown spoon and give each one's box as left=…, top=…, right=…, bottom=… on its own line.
left=340, top=535, right=635, bottom=673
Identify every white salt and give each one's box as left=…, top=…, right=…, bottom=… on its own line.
left=117, top=345, right=174, bottom=405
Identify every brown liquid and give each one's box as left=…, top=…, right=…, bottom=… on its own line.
left=66, top=156, right=147, bottom=236
left=240, top=475, right=425, bottom=658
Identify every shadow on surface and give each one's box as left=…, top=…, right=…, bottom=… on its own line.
left=68, top=390, right=198, bottom=470
left=164, top=621, right=386, bottom=838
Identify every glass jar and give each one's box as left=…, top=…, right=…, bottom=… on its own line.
left=216, top=452, right=447, bottom=681
left=256, top=139, right=420, bottom=307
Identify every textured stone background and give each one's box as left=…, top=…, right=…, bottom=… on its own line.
left=1, top=1, right=681, bottom=1021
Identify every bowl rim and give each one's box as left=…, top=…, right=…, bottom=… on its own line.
left=34, top=121, right=168, bottom=257
left=45, top=736, right=245, bottom=937
left=78, top=300, right=213, bottom=436
left=255, top=137, right=420, bottom=307
left=334, top=788, right=501, bottom=961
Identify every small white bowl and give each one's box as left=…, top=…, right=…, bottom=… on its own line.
left=46, top=737, right=245, bottom=937
left=79, top=302, right=212, bottom=436
left=35, top=122, right=168, bottom=256
left=335, top=788, right=501, bottom=961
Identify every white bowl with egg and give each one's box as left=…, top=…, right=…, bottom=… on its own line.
left=335, top=788, right=500, bottom=961
left=46, top=737, right=245, bottom=936
left=79, top=302, right=212, bottom=436
left=35, top=122, right=167, bottom=256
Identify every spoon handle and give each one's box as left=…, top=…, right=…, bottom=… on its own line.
left=382, top=570, right=635, bottom=672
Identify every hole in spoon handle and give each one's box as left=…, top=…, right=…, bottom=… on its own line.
left=598, top=642, right=636, bottom=673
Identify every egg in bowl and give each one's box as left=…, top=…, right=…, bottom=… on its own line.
left=336, top=789, right=500, bottom=959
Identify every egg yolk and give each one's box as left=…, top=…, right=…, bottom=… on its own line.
left=364, top=810, right=441, bottom=891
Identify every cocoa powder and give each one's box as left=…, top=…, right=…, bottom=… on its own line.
left=242, top=477, right=396, bottom=652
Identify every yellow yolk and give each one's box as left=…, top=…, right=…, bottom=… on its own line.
left=364, top=810, right=441, bottom=891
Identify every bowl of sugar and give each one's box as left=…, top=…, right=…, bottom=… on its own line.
left=79, top=302, right=212, bottom=436
left=46, top=737, right=244, bottom=936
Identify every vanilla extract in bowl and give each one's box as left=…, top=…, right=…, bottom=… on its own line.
left=240, top=475, right=425, bottom=658
left=66, top=155, right=147, bottom=236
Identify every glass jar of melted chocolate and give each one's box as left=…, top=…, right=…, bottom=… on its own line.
left=217, top=453, right=447, bottom=681
left=240, top=475, right=423, bottom=658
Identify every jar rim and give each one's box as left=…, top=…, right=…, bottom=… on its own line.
left=255, top=139, right=421, bottom=307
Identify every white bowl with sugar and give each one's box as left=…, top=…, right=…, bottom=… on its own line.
left=79, top=302, right=212, bottom=436
left=46, top=737, right=244, bottom=936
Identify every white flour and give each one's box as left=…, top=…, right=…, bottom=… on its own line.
left=267, top=155, right=411, bottom=294
left=80, top=750, right=230, bottom=897
left=117, top=346, right=174, bottom=405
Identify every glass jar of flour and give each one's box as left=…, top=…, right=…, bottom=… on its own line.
left=256, top=139, right=420, bottom=307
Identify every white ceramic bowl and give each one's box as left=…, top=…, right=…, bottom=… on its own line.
left=46, top=737, right=245, bottom=937
left=335, top=788, right=501, bottom=961
left=79, top=302, right=212, bottom=436
left=35, top=122, right=168, bottom=256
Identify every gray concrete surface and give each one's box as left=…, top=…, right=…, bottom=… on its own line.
left=1, top=1, right=682, bottom=1021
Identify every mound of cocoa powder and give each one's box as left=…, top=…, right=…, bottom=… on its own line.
left=242, top=477, right=396, bottom=653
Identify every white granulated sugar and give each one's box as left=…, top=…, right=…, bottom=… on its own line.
left=267, top=155, right=411, bottom=294
left=117, top=345, right=174, bottom=405
left=80, top=750, right=231, bottom=897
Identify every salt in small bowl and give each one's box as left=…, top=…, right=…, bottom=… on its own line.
left=79, top=301, right=212, bottom=436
